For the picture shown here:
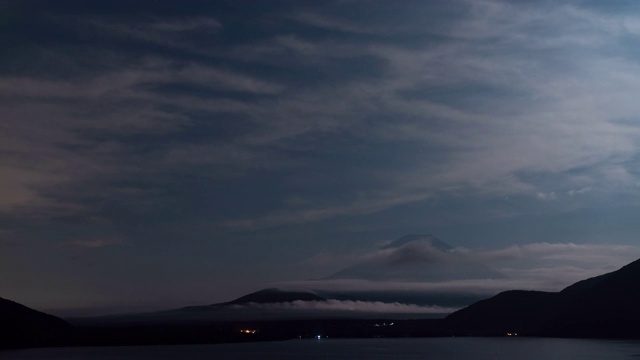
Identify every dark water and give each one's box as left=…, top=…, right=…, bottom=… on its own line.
left=3, top=338, right=640, bottom=359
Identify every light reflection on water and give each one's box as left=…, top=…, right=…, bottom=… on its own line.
left=3, top=337, right=640, bottom=360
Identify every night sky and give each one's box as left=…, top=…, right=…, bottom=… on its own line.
left=2, top=0, right=640, bottom=316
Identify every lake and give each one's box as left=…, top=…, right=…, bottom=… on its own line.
left=3, top=337, right=640, bottom=359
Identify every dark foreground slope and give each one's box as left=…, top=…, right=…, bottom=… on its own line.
left=445, top=290, right=560, bottom=336
left=445, top=258, right=640, bottom=338
left=0, top=296, right=74, bottom=348
left=548, top=258, right=640, bottom=337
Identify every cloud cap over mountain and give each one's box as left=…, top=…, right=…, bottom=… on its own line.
left=326, top=234, right=503, bottom=281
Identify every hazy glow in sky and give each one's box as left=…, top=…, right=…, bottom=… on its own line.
left=2, top=0, right=640, bottom=315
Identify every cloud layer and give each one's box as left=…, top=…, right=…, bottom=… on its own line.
left=3, top=1, right=640, bottom=228
left=288, top=241, right=640, bottom=296
left=230, top=299, right=456, bottom=314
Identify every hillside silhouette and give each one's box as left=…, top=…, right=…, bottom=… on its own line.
left=446, top=258, right=640, bottom=337
left=0, top=296, right=73, bottom=348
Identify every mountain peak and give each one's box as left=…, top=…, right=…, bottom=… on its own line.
left=326, top=234, right=502, bottom=282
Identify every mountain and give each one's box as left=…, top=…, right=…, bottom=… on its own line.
left=326, top=234, right=503, bottom=281
left=548, top=257, right=640, bottom=337
left=224, top=288, right=326, bottom=305
left=71, top=288, right=329, bottom=326
left=445, top=257, right=640, bottom=338
left=136, top=235, right=499, bottom=322
left=0, top=296, right=74, bottom=348
left=444, top=290, right=561, bottom=335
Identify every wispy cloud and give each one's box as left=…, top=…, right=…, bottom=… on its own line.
left=277, top=278, right=555, bottom=297
left=5, top=1, right=640, bottom=229
left=536, top=192, right=557, bottom=201
left=567, top=187, right=592, bottom=196
left=84, top=17, right=223, bottom=52
left=66, top=237, right=125, bottom=249
left=207, top=1, right=640, bottom=228
left=148, top=17, right=222, bottom=32
left=221, top=191, right=432, bottom=230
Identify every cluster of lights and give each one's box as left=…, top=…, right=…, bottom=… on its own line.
left=240, top=329, right=257, bottom=334
left=506, top=332, right=518, bottom=336
left=373, top=322, right=394, bottom=327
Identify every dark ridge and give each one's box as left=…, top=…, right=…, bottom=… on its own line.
left=0, top=296, right=74, bottom=349
left=547, top=258, right=640, bottom=337
left=444, top=290, right=560, bottom=336
left=444, top=258, right=640, bottom=338
left=559, top=272, right=613, bottom=297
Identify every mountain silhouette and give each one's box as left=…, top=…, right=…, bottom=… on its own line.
left=77, top=288, right=331, bottom=324
left=326, top=234, right=503, bottom=281
left=171, top=288, right=326, bottom=311
left=0, top=296, right=74, bottom=348
left=224, top=288, right=326, bottom=305
left=445, top=257, right=640, bottom=338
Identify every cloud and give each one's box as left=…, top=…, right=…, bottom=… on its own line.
left=5, top=1, right=640, bottom=232
left=230, top=299, right=457, bottom=314
left=84, top=17, right=223, bottom=52
left=367, top=241, right=447, bottom=265
left=476, top=242, right=639, bottom=265
left=66, top=237, right=124, bottom=249
left=148, top=17, right=222, bottom=32
left=277, top=278, right=554, bottom=296
left=0, top=54, right=287, bottom=220
left=288, top=242, right=640, bottom=295
left=567, top=187, right=592, bottom=196
left=207, top=1, right=640, bottom=228
left=221, top=191, right=432, bottom=230
left=536, top=192, right=557, bottom=201
left=294, top=11, right=397, bottom=35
